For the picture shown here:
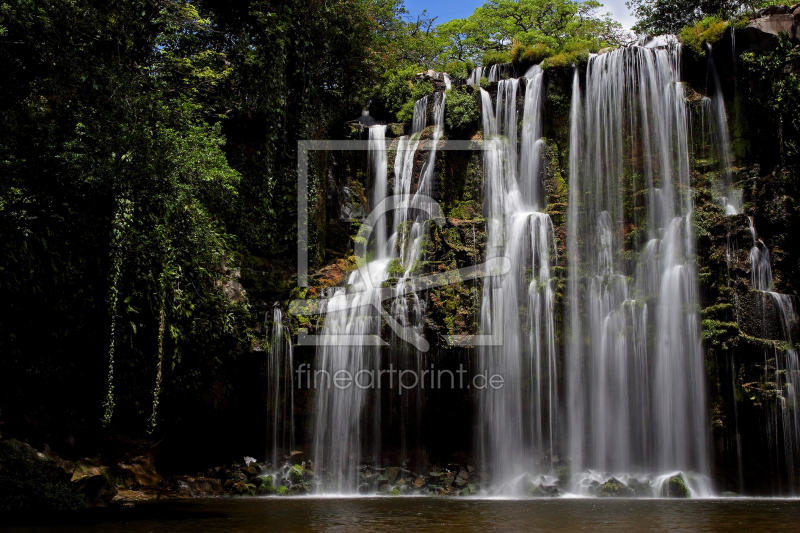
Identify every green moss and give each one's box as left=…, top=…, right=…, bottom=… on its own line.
left=598, top=477, right=633, bottom=497
left=679, top=17, right=727, bottom=57
left=289, top=465, right=304, bottom=485
left=664, top=475, right=690, bottom=498
left=557, top=466, right=571, bottom=485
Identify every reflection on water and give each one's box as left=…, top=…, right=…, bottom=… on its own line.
left=5, top=498, right=800, bottom=532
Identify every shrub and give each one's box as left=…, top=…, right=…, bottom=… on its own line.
left=0, top=446, right=86, bottom=511
left=680, top=16, right=727, bottom=56
left=445, top=87, right=480, bottom=132
left=510, top=41, right=553, bottom=65
left=444, top=60, right=476, bottom=81
left=395, top=79, right=434, bottom=123
left=481, top=49, right=512, bottom=67
left=541, top=49, right=590, bottom=69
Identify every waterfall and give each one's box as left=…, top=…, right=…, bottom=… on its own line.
left=266, top=306, right=294, bottom=469
left=477, top=70, right=559, bottom=485
left=747, top=217, right=800, bottom=491
left=412, top=96, right=428, bottom=134
left=312, top=93, right=448, bottom=491
left=467, top=67, right=484, bottom=87
left=312, top=125, right=390, bottom=493
left=565, top=42, right=710, bottom=494
left=707, top=43, right=740, bottom=214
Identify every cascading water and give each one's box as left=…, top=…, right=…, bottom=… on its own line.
left=312, top=125, right=390, bottom=493
left=707, top=43, right=741, bottom=214
left=565, top=41, right=711, bottom=496
left=413, top=96, right=429, bottom=134
left=266, top=307, right=295, bottom=470
left=312, top=92, right=448, bottom=492
left=476, top=68, right=559, bottom=487
left=746, top=217, right=800, bottom=492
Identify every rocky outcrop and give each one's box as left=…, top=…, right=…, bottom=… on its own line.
left=742, top=6, right=800, bottom=49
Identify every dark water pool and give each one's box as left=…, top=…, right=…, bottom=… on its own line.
left=4, top=497, right=800, bottom=532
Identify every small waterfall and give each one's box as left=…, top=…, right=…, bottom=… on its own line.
left=748, top=217, right=772, bottom=291
left=312, top=124, right=391, bottom=493
left=565, top=41, right=708, bottom=485
left=467, top=67, right=484, bottom=87
left=477, top=69, right=559, bottom=485
left=266, top=307, right=294, bottom=469
left=707, top=43, right=740, bottom=214
left=312, top=92, right=447, bottom=492
left=747, top=217, right=800, bottom=491
left=412, top=96, right=429, bottom=134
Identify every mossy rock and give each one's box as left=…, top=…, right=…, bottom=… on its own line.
left=557, top=466, right=571, bottom=486
left=276, top=485, right=290, bottom=496
left=626, top=478, right=654, bottom=497
left=663, top=475, right=690, bottom=498
left=256, top=475, right=276, bottom=495
left=598, top=477, right=634, bottom=497
left=289, top=465, right=304, bottom=485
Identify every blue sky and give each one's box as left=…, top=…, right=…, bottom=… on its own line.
left=402, top=0, right=635, bottom=30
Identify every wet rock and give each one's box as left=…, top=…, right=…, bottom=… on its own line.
left=384, top=467, right=401, bottom=484
left=232, top=481, right=257, bottom=496
left=256, top=475, right=276, bottom=495
left=663, top=475, right=690, bottom=498
left=289, top=451, right=304, bottom=465
left=73, top=474, right=118, bottom=507
left=598, top=477, right=634, bottom=497
left=557, top=466, right=571, bottom=486
left=413, top=476, right=426, bottom=488
left=177, top=476, right=223, bottom=497
left=626, top=478, right=654, bottom=497
left=378, top=483, right=392, bottom=494
left=289, top=465, right=304, bottom=485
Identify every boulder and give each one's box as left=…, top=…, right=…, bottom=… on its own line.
left=289, top=451, right=304, bottom=465
left=384, top=466, right=401, bottom=484
left=746, top=11, right=800, bottom=42
left=598, top=477, right=634, bottom=497
left=72, top=474, right=118, bottom=507
left=626, top=478, right=654, bottom=497
left=289, top=465, right=304, bottom=485
left=177, top=476, right=223, bottom=497
left=663, top=475, right=690, bottom=498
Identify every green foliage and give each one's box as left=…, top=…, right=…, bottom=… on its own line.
left=445, top=87, right=481, bottom=132
left=679, top=16, right=727, bottom=56
left=0, top=446, right=85, bottom=511
left=0, top=0, right=387, bottom=438
left=511, top=41, right=554, bottom=65
left=482, top=49, right=513, bottom=67
left=627, top=0, right=764, bottom=35
left=442, top=0, right=627, bottom=65
left=444, top=60, right=477, bottom=81
left=740, top=35, right=800, bottom=166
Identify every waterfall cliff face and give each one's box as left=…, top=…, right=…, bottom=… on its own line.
left=293, top=27, right=800, bottom=496
left=565, top=43, right=710, bottom=493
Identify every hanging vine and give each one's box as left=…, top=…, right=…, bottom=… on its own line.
left=102, top=195, right=133, bottom=427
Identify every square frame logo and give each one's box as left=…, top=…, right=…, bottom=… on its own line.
left=291, top=139, right=509, bottom=351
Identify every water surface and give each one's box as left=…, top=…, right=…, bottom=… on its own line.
left=5, top=497, right=800, bottom=532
